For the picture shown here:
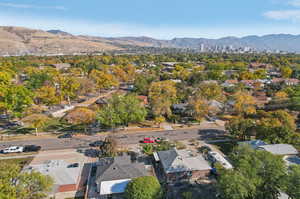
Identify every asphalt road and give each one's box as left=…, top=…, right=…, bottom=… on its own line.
left=0, top=125, right=226, bottom=151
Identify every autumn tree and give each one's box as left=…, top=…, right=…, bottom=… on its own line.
left=197, top=82, right=224, bottom=101
left=89, top=69, right=119, bottom=91
left=233, top=91, right=256, bottom=116
left=76, top=77, right=97, bottom=96
left=188, top=96, right=209, bottom=122
left=35, top=85, right=59, bottom=105
left=280, top=66, right=293, bottom=78
left=58, top=76, right=80, bottom=105
left=113, top=64, right=136, bottom=83
left=149, top=80, right=177, bottom=117
left=22, top=114, right=50, bottom=136
left=64, top=107, right=96, bottom=133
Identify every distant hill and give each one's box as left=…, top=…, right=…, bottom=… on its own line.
left=1, top=26, right=300, bottom=56
left=0, top=26, right=121, bottom=56
left=47, top=29, right=73, bottom=36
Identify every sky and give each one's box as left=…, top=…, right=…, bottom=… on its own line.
left=0, top=0, right=300, bottom=39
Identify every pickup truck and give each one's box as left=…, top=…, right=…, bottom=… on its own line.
left=2, top=146, right=24, bottom=154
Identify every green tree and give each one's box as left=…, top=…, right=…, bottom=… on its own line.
left=0, top=84, right=33, bottom=118
left=256, top=110, right=296, bottom=144
left=181, top=191, right=193, bottom=199
left=218, top=146, right=287, bottom=199
left=226, top=117, right=256, bottom=141
left=97, top=94, right=147, bottom=128
left=284, top=165, right=300, bottom=199
left=134, top=74, right=157, bottom=95
left=125, top=176, right=162, bottom=199
left=0, top=162, right=53, bottom=199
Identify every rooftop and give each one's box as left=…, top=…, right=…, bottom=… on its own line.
left=95, top=156, right=148, bottom=184
left=258, top=144, right=298, bottom=156
left=24, top=159, right=81, bottom=185
left=157, top=148, right=211, bottom=173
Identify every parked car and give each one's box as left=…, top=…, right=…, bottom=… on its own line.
left=2, top=146, right=24, bottom=154
left=23, top=145, right=41, bottom=152
left=58, top=133, right=72, bottom=139
left=142, top=137, right=155, bottom=143
left=89, top=140, right=104, bottom=147
left=67, top=163, right=79, bottom=168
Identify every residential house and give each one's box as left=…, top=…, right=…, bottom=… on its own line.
left=155, top=148, right=211, bottom=183
left=23, top=160, right=83, bottom=197
left=207, top=151, right=233, bottom=169
left=258, top=144, right=298, bottom=156
left=93, top=156, right=150, bottom=198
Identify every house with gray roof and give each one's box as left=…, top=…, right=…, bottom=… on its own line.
left=155, top=148, right=211, bottom=183
left=94, top=156, right=150, bottom=198
left=258, top=144, right=298, bottom=156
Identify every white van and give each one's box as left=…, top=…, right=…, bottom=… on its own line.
left=2, top=146, right=24, bottom=154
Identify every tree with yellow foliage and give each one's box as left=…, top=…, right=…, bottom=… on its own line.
left=274, top=91, right=288, bottom=100
left=149, top=80, right=177, bottom=117
left=64, top=107, right=96, bottom=133
left=233, top=91, right=256, bottom=116
left=188, top=96, right=209, bottom=122
left=22, top=114, right=50, bottom=136
left=89, top=69, right=119, bottom=91
left=35, top=85, right=59, bottom=105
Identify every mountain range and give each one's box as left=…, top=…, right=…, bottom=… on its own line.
left=1, top=26, right=300, bottom=56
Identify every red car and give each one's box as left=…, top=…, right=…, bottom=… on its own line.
left=142, top=137, right=155, bottom=143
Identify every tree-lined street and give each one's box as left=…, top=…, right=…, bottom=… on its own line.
left=0, top=124, right=225, bottom=151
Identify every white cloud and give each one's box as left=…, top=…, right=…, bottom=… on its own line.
left=288, top=0, right=300, bottom=7
left=0, top=2, right=66, bottom=10
left=263, top=10, right=300, bottom=21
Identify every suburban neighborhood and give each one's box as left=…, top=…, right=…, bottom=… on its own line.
left=0, top=52, right=300, bottom=199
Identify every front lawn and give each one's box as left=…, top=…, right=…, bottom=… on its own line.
left=0, top=157, right=33, bottom=168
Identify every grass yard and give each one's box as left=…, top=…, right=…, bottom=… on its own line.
left=0, top=157, right=33, bottom=168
